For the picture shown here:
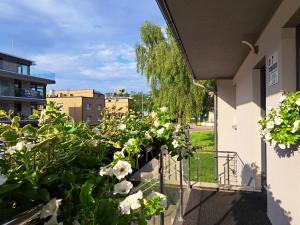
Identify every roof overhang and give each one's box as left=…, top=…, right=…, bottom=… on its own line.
left=156, top=0, right=283, bottom=80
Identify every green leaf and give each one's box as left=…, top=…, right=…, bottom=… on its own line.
left=39, top=174, right=59, bottom=185
left=11, top=116, right=20, bottom=129
left=1, top=129, right=19, bottom=143
left=80, top=180, right=95, bottom=206
left=0, top=183, right=22, bottom=195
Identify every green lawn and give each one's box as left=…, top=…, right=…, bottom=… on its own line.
left=188, top=131, right=215, bottom=183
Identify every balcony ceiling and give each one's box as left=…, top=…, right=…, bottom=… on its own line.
left=156, top=0, right=283, bottom=80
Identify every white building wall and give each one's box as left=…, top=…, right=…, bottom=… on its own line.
left=218, top=0, right=300, bottom=224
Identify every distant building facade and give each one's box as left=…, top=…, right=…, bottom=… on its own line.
left=47, top=89, right=105, bottom=125
left=0, top=52, right=55, bottom=123
left=105, top=97, right=133, bottom=113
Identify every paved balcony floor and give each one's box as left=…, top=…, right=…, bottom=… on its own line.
left=180, top=189, right=271, bottom=225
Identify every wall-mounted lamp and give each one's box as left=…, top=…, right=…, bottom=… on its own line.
left=242, top=41, right=258, bottom=54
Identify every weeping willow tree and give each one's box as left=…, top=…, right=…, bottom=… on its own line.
left=136, top=21, right=215, bottom=123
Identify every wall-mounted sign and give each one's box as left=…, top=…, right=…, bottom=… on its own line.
left=267, top=52, right=278, bottom=86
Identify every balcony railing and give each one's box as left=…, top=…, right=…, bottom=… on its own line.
left=30, top=70, right=55, bottom=81
left=0, top=87, right=44, bottom=99
left=0, top=65, right=55, bottom=81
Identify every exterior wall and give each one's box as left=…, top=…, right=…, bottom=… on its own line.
left=218, top=0, right=300, bottom=224
left=47, top=97, right=83, bottom=122
left=105, top=98, right=132, bottom=113
left=82, top=97, right=105, bottom=125
left=53, top=90, right=96, bottom=98
left=217, top=80, right=236, bottom=152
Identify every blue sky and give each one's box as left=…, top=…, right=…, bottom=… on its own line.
left=0, top=0, right=165, bottom=93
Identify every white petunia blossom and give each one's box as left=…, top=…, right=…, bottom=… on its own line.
left=40, top=198, right=62, bottom=222
left=266, top=121, right=275, bottom=130
left=99, top=166, right=113, bottom=177
left=150, top=111, right=157, bottom=118
left=119, top=124, right=126, bottom=130
left=265, top=133, right=272, bottom=141
left=154, top=120, right=160, bottom=128
left=291, top=120, right=300, bottom=133
left=0, top=173, right=7, bottom=185
left=113, top=160, right=132, bottom=180
left=160, top=145, right=168, bottom=154
left=271, top=140, right=277, bottom=147
left=113, top=180, right=133, bottom=195
left=119, top=191, right=143, bottom=214
left=279, top=95, right=287, bottom=102
left=160, top=106, right=167, bottom=112
left=157, top=128, right=165, bottom=135
left=274, top=116, right=283, bottom=125
left=147, top=191, right=167, bottom=208
left=145, top=131, right=152, bottom=140
left=296, top=98, right=300, bottom=106
left=278, top=144, right=286, bottom=150
left=113, top=151, right=125, bottom=160
left=172, top=140, right=179, bottom=148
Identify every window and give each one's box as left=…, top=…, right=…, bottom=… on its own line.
left=0, top=60, right=3, bottom=69
left=86, top=103, right=92, bottom=110
left=86, top=116, right=92, bottom=123
left=97, top=104, right=102, bottom=110
left=17, top=64, right=29, bottom=75
left=97, top=116, right=101, bottom=122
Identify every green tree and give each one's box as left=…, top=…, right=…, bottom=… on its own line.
left=136, top=21, right=215, bottom=123
left=130, top=92, right=153, bottom=114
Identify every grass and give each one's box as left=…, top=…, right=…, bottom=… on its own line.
left=188, top=131, right=215, bottom=183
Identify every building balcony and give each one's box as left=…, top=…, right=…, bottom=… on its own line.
left=0, top=87, right=46, bottom=103
left=0, top=67, right=55, bottom=84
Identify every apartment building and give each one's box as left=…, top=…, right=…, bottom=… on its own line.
left=47, top=89, right=105, bottom=125
left=105, top=97, right=133, bottom=113
left=157, top=0, right=300, bottom=224
left=0, top=52, right=55, bottom=123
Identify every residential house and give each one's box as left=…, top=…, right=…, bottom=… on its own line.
left=0, top=52, right=55, bottom=123
left=157, top=0, right=300, bottom=224
left=47, top=89, right=105, bottom=125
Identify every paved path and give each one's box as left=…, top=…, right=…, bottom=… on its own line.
left=180, top=189, right=271, bottom=225
left=189, top=124, right=214, bottom=132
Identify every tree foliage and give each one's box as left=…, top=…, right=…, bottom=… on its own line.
left=136, top=21, right=215, bottom=123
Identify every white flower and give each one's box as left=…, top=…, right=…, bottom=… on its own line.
left=6, top=141, right=33, bottom=154
left=119, top=191, right=143, bottom=214
left=145, top=132, right=152, bottom=140
left=164, top=123, right=172, bottom=129
left=291, top=120, right=300, bottom=133
left=175, top=124, right=181, bottom=132
left=160, top=106, right=167, bottom=112
left=113, top=151, right=125, bottom=160
left=119, top=124, right=126, bottom=130
left=113, top=180, right=133, bottom=195
left=0, top=173, right=7, bottom=185
left=157, top=128, right=165, bottom=135
left=266, top=121, right=275, bottom=130
left=160, top=145, right=168, bottom=154
left=172, top=140, right=179, bottom=148
left=296, top=98, right=300, bottom=106
left=274, top=116, right=283, bottom=125
left=278, top=144, right=286, bottom=150
left=279, top=95, right=287, bottom=102
left=124, top=138, right=134, bottom=147
left=99, top=166, right=113, bottom=177
left=147, top=192, right=167, bottom=208
left=154, top=120, right=160, bottom=128
left=40, top=198, right=62, bottom=219
left=265, top=133, right=272, bottom=141
left=113, top=160, right=132, bottom=180
left=150, top=111, right=157, bottom=118
left=271, top=140, right=277, bottom=147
